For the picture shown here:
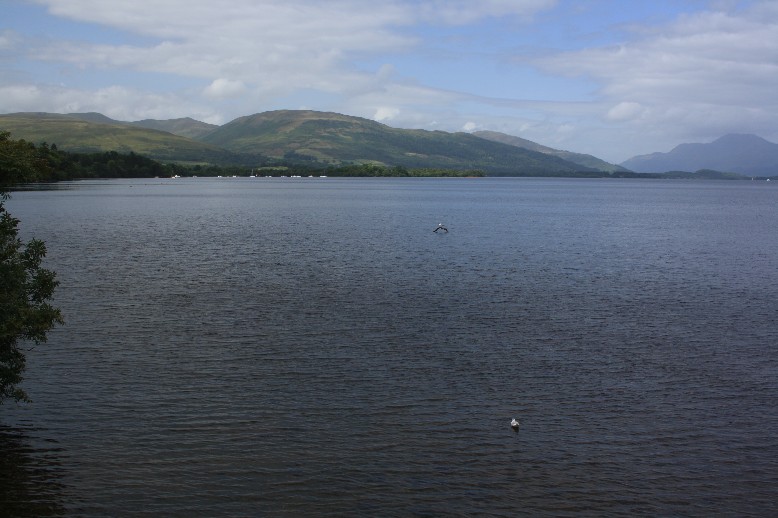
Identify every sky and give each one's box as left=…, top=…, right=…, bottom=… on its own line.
left=2, top=0, right=776, bottom=163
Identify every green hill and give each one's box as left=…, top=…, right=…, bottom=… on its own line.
left=1, top=110, right=604, bottom=175
left=131, top=117, right=219, bottom=139
left=0, top=112, right=241, bottom=164
left=473, top=130, right=629, bottom=173
left=200, top=110, right=595, bottom=175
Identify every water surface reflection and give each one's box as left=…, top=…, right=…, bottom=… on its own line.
left=0, top=425, right=69, bottom=517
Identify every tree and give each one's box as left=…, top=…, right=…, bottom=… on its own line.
left=0, top=131, right=52, bottom=187
left=1, top=131, right=63, bottom=404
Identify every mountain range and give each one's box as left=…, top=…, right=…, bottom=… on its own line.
left=620, top=134, right=778, bottom=176
left=2, top=110, right=775, bottom=176
left=0, top=111, right=621, bottom=175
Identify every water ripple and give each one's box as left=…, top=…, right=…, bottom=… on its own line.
left=3, top=178, right=777, bottom=516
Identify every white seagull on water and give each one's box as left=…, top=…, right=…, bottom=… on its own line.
left=511, top=418, right=520, bottom=431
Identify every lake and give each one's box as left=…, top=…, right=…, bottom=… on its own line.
left=2, top=177, right=777, bottom=516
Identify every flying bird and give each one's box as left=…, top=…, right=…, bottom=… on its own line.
left=433, top=223, right=448, bottom=233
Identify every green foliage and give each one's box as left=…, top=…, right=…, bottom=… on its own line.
left=0, top=208, right=64, bottom=403
left=53, top=150, right=169, bottom=179
left=1, top=132, right=182, bottom=182
left=0, top=131, right=53, bottom=192
left=0, top=132, right=63, bottom=404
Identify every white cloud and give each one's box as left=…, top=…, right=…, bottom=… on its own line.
left=32, top=0, right=557, bottom=33
left=6, top=1, right=778, bottom=163
left=23, top=0, right=418, bottom=111
left=606, top=102, right=647, bottom=122
left=23, top=0, right=558, bottom=100
left=204, top=79, right=247, bottom=99
left=462, top=121, right=478, bottom=132
left=416, top=0, right=557, bottom=25
left=535, top=2, right=778, bottom=145
left=373, top=107, right=399, bottom=122
left=15, top=0, right=559, bottom=127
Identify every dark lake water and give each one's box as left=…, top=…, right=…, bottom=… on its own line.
left=2, top=177, right=777, bottom=516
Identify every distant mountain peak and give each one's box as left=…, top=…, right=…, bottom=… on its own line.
left=714, top=133, right=768, bottom=142
left=621, top=134, right=778, bottom=176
